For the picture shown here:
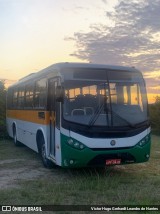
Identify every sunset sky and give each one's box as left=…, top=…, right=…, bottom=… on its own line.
left=0, top=0, right=159, bottom=103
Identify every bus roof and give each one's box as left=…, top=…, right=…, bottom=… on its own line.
left=10, top=62, right=140, bottom=88
left=53, top=62, right=140, bottom=72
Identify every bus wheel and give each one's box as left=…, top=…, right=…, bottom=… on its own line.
left=40, top=137, right=53, bottom=168
left=13, top=126, right=21, bottom=146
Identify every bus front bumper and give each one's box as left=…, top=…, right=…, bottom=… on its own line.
left=61, top=134, right=151, bottom=168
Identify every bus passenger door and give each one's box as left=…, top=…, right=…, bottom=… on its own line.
left=48, top=78, right=58, bottom=157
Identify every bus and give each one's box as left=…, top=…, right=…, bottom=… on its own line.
left=6, top=63, right=151, bottom=168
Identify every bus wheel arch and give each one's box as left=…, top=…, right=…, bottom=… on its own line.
left=36, top=130, right=53, bottom=168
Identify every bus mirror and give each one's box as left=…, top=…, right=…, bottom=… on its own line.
left=56, top=86, right=64, bottom=102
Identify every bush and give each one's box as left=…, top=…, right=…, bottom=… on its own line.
left=0, top=80, right=7, bottom=138
left=149, top=96, right=160, bottom=135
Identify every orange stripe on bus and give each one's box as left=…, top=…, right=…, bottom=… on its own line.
left=6, top=110, right=51, bottom=125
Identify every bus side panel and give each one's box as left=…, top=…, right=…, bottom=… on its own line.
left=6, top=110, right=51, bottom=153
left=6, top=116, right=48, bottom=153
left=17, top=120, right=38, bottom=152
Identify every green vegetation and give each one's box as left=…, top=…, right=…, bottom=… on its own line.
left=0, top=80, right=7, bottom=139
left=149, top=96, right=160, bottom=135
left=0, top=136, right=160, bottom=213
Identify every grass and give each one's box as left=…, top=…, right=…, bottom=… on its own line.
left=0, top=135, right=160, bottom=213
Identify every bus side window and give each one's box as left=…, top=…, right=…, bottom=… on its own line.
left=34, top=78, right=47, bottom=109
left=25, top=83, right=34, bottom=109
left=13, top=88, right=18, bottom=109
left=7, top=88, right=13, bottom=109
left=17, top=86, right=25, bottom=109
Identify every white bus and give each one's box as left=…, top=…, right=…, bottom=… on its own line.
left=6, top=63, right=151, bottom=168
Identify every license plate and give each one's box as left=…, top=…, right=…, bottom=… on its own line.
left=106, top=159, right=121, bottom=165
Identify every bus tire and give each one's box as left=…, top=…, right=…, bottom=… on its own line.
left=39, top=136, right=53, bottom=168
left=13, top=125, right=21, bottom=146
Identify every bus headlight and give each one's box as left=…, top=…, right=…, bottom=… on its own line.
left=138, top=135, right=150, bottom=147
left=68, top=139, right=74, bottom=145
left=66, top=138, right=85, bottom=150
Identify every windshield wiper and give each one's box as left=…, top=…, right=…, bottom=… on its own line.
left=88, top=102, right=136, bottom=128
left=88, top=102, right=104, bottom=127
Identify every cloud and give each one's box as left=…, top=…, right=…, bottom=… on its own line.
left=101, top=0, right=107, bottom=4
left=68, top=0, right=160, bottom=76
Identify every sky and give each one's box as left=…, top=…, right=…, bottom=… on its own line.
left=0, top=0, right=159, bottom=103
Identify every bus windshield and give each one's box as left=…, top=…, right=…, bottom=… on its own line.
left=63, top=69, right=148, bottom=128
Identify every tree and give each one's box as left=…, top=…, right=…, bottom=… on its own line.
left=149, top=96, right=160, bottom=135
left=155, top=96, right=160, bottom=104
left=0, top=80, right=6, bottom=138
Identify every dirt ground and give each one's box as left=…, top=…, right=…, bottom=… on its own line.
left=0, top=157, right=62, bottom=190
left=0, top=159, right=46, bottom=189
